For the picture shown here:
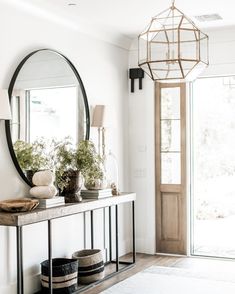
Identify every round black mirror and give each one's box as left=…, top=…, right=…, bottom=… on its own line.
left=5, top=49, right=90, bottom=186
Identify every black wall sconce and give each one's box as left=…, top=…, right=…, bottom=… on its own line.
left=129, top=68, right=144, bottom=93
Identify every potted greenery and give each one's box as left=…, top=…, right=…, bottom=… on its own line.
left=53, top=138, right=81, bottom=199
left=54, top=139, right=105, bottom=199
left=13, top=139, right=48, bottom=182
left=75, top=140, right=105, bottom=190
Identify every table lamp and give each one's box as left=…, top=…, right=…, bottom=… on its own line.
left=91, top=105, right=106, bottom=157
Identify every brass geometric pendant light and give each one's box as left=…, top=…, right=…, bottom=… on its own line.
left=138, top=0, right=209, bottom=82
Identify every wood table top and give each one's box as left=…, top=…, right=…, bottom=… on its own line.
left=0, top=192, right=136, bottom=227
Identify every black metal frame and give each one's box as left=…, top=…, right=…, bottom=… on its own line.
left=5, top=48, right=90, bottom=187
left=48, top=220, right=53, bottom=294
left=15, top=200, right=136, bottom=294
left=16, top=227, right=23, bottom=294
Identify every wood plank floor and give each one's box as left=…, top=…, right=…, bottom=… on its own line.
left=83, top=253, right=235, bottom=294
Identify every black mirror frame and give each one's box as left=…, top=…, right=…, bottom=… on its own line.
left=5, top=48, right=90, bottom=187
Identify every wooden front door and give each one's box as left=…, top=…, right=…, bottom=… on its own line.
left=155, top=82, right=187, bottom=255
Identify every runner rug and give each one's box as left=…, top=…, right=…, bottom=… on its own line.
left=102, top=265, right=235, bottom=294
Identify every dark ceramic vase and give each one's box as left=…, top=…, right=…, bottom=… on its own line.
left=61, top=170, right=83, bottom=202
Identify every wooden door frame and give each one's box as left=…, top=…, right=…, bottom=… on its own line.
left=155, top=82, right=187, bottom=254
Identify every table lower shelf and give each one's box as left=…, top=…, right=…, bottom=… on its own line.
left=35, top=260, right=135, bottom=294
left=8, top=195, right=136, bottom=294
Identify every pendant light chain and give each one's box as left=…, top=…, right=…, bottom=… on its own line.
left=172, top=0, right=175, bottom=60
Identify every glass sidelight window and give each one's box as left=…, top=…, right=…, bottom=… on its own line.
left=160, top=87, right=181, bottom=184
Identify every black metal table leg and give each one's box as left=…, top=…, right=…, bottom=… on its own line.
left=115, top=205, right=119, bottom=272
left=83, top=212, right=86, bottom=249
left=91, top=210, right=94, bottom=249
left=48, top=220, right=52, bottom=294
left=132, top=201, right=136, bottom=263
left=109, top=206, right=112, bottom=262
left=103, top=208, right=107, bottom=262
left=16, top=226, right=23, bottom=294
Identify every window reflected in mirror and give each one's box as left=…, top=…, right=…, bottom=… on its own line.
left=11, top=86, right=85, bottom=144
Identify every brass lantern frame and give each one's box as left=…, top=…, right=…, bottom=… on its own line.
left=138, top=2, right=209, bottom=82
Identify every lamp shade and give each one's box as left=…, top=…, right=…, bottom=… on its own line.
left=91, top=105, right=106, bottom=127
left=0, top=90, right=11, bottom=120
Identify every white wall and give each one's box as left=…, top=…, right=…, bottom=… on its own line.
left=0, top=2, right=131, bottom=293
left=128, top=26, right=235, bottom=254
left=3, top=2, right=235, bottom=291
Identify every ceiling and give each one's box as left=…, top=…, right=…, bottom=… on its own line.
left=5, top=0, right=235, bottom=48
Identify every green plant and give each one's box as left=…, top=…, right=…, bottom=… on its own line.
left=54, top=139, right=104, bottom=192
left=53, top=138, right=77, bottom=192
left=13, top=139, right=48, bottom=172
left=75, top=140, right=104, bottom=187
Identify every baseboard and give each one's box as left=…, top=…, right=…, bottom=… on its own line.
left=136, top=237, right=156, bottom=254
left=156, top=252, right=187, bottom=257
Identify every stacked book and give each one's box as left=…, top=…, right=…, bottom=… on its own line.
left=37, top=196, right=65, bottom=209
left=81, top=189, right=112, bottom=199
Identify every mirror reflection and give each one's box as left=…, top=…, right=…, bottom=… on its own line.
left=8, top=50, right=89, bottom=184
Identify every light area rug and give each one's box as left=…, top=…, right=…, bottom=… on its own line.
left=102, top=266, right=235, bottom=294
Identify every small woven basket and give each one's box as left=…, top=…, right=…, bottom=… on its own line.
left=72, top=249, right=105, bottom=284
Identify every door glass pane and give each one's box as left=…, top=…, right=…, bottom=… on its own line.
left=161, top=153, right=181, bottom=184
left=161, top=88, right=180, bottom=119
left=161, top=119, right=181, bottom=152
left=192, top=76, right=235, bottom=258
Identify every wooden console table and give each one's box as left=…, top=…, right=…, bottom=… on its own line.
left=0, top=192, right=136, bottom=294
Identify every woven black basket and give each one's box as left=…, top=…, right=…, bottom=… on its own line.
left=41, top=258, right=78, bottom=294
